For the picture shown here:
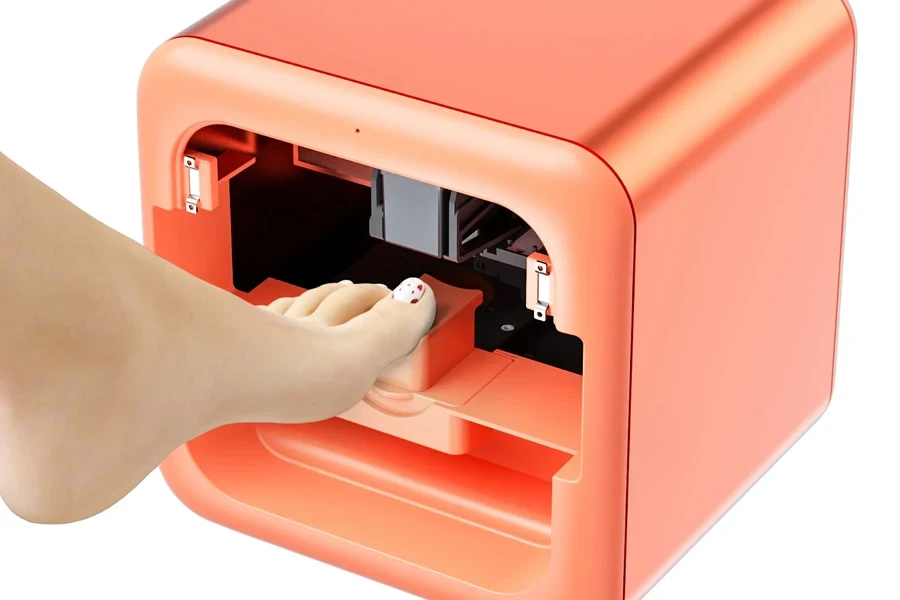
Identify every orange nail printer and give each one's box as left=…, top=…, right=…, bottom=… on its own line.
left=137, top=1, right=857, bottom=598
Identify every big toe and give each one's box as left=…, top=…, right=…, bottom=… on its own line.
left=342, top=277, right=437, bottom=369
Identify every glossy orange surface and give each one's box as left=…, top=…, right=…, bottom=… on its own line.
left=138, top=0, right=857, bottom=598
left=180, top=0, right=770, bottom=143
left=625, top=27, right=857, bottom=599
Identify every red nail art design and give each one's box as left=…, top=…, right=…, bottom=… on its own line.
left=392, top=278, right=426, bottom=303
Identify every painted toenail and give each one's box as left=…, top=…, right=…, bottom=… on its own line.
left=392, top=278, right=426, bottom=303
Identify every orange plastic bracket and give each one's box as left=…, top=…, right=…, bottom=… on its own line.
left=180, top=148, right=256, bottom=212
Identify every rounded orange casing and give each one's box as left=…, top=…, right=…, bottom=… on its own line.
left=137, top=1, right=857, bottom=598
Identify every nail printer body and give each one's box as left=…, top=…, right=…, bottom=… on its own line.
left=137, top=1, right=857, bottom=598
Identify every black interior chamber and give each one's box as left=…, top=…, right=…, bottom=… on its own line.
left=228, top=134, right=584, bottom=374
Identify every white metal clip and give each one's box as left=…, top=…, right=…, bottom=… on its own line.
left=534, top=260, right=550, bottom=321
left=184, top=155, right=201, bottom=214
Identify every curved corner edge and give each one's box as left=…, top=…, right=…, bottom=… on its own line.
left=158, top=444, right=229, bottom=527
left=838, top=0, right=859, bottom=50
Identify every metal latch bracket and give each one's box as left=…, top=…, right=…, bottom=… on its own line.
left=525, top=252, right=554, bottom=321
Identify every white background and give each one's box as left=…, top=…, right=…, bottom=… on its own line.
left=0, top=2, right=897, bottom=598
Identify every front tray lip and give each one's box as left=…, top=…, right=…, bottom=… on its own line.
left=254, top=421, right=555, bottom=548
left=159, top=429, right=553, bottom=596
